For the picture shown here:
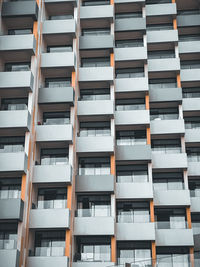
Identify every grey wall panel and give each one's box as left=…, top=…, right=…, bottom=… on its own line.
left=80, top=5, right=113, bottom=20
left=76, top=175, right=114, bottom=193
left=0, top=34, right=36, bottom=54
left=179, top=41, right=200, bottom=54
left=43, top=19, right=76, bottom=35
left=0, top=250, right=20, bottom=267
left=194, top=234, right=200, bottom=252
left=33, top=165, right=72, bottom=184
left=185, top=129, right=200, bottom=143
left=38, top=87, right=74, bottom=104
left=115, top=110, right=150, bottom=126
left=0, top=152, right=28, bottom=174
left=183, top=98, right=200, bottom=112
left=74, top=217, right=115, bottom=235
left=147, top=30, right=178, bottom=44
left=29, top=209, right=70, bottom=229
left=148, top=58, right=180, bottom=72
left=152, top=153, right=187, bottom=170
left=115, top=77, right=148, bottom=94
left=0, top=71, right=33, bottom=91
left=177, top=14, right=200, bottom=27
left=116, top=145, right=152, bottom=161
left=116, top=223, right=155, bottom=241
left=36, top=124, right=73, bottom=143
left=149, top=87, right=182, bottom=103
left=181, top=69, right=200, bottom=82
left=154, top=190, right=191, bottom=206
left=79, top=67, right=114, bottom=82
left=27, top=257, right=69, bottom=267
left=79, top=35, right=114, bottom=50
left=150, top=119, right=185, bottom=136
left=0, top=110, right=31, bottom=131
left=188, top=162, right=200, bottom=177
left=116, top=182, right=153, bottom=199
left=115, top=18, right=146, bottom=32
left=156, top=229, right=194, bottom=246
left=191, top=197, right=200, bottom=213
left=41, top=52, right=75, bottom=68
left=2, top=1, right=38, bottom=20
left=0, top=199, right=24, bottom=221
left=114, top=47, right=147, bottom=62
left=77, top=100, right=114, bottom=117
left=72, top=263, right=114, bottom=267
left=76, top=136, right=114, bottom=154
left=146, top=3, right=176, bottom=16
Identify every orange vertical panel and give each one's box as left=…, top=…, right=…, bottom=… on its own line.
left=36, top=0, right=40, bottom=6
left=110, top=53, right=114, bottom=67
left=147, top=128, right=151, bottom=145
left=111, top=236, right=116, bottom=263
left=172, top=0, right=176, bottom=3
left=152, top=241, right=156, bottom=267
left=190, top=247, right=195, bottom=267
left=65, top=230, right=71, bottom=257
left=177, top=74, right=181, bottom=88
left=110, top=0, right=114, bottom=4
left=173, top=19, right=177, bottom=30
left=186, top=207, right=192, bottom=229
left=33, top=21, right=38, bottom=40
left=150, top=200, right=155, bottom=222
left=67, top=185, right=72, bottom=210
left=21, top=174, right=26, bottom=201
left=72, top=71, right=76, bottom=88
left=145, top=94, right=150, bottom=110
left=110, top=155, right=116, bottom=175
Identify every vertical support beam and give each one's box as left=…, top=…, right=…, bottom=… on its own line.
left=111, top=236, right=116, bottom=263
left=147, top=128, right=151, bottom=145
left=150, top=200, right=155, bottom=223
left=111, top=155, right=116, bottom=175
left=65, top=229, right=71, bottom=257
left=186, top=207, right=192, bottom=229
left=177, top=74, right=181, bottom=88
left=110, top=53, right=114, bottom=67
left=110, top=0, right=114, bottom=4
left=21, top=174, right=27, bottom=201
left=151, top=241, right=156, bottom=267
left=190, top=247, right=195, bottom=267
left=173, top=18, right=177, bottom=30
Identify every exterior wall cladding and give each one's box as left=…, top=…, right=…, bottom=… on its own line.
left=1, top=0, right=200, bottom=267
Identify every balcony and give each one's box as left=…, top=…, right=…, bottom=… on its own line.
left=188, top=162, right=200, bottom=177
left=27, top=256, right=69, bottom=267
left=148, top=58, right=180, bottom=73
left=2, top=1, right=38, bottom=20
left=147, top=30, right=178, bottom=45
left=183, top=98, right=200, bottom=112
left=29, top=208, right=70, bottom=229
left=185, top=129, right=200, bottom=144
left=0, top=199, right=24, bottom=221
left=76, top=175, right=114, bottom=193
left=77, top=100, right=114, bottom=118
left=179, top=41, right=200, bottom=54
left=115, top=110, right=150, bottom=126
left=33, top=164, right=72, bottom=184
left=79, top=67, right=114, bottom=83
left=80, top=5, right=113, bottom=21
left=38, top=86, right=74, bottom=105
left=181, top=69, right=200, bottom=84
left=116, top=222, right=155, bottom=240
left=146, top=3, right=176, bottom=17
left=74, top=217, right=114, bottom=235
left=0, top=152, right=28, bottom=174
left=156, top=229, right=194, bottom=246
left=150, top=119, right=185, bottom=136
left=114, top=47, right=147, bottom=64
left=116, top=145, right=151, bottom=162
left=80, top=35, right=114, bottom=51
left=0, top=71, right=33, bottom=92
left=0, top=250, right=20, bottom=267
left=116, top=182, right=153, bottom=199
left=115, top=17, right=146, bottom=32
left=154, top=190, right=191, bottom=206
left=36, top=124, right=73, bottom=144
left=191, top=197, right=200, bottom=213
left=152, top=153, right=188, bottom=170
left=76, top=136, right=114, bottom=154
left=115, top=77, right=148, bottom=95
left=149, top=87, right=182, bottom=103
left=177, top=14, right=200, bottom=27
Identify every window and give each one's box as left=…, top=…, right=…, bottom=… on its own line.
left=192, top=214, right=200, bottom=235
left=116, top=68, right=144, bottom=78
left=146, top=0, right=171, bottom=4
left=1, top=98, right=28, bottom=111
left=116, top=165, right=148, bottom=183
left=37, top=188, right=67, bottom=209
left=116, top=98, right=145, bottom=111
left=79, top=121, right=110, bottom=137
left=8, top=29, right=32, bottom=35
left=149, top=78, right=177, bottom=89
left=147, top=23, right=173, bottom=31
left=82, top=28, right=110, bottom=36
left=183, top=87, right=200, bottom=98
left=0, top=178, right=21, bottom=199
left=76, top=195, right=111, bottom=217
left=0, top=136, right=24, bottom=153
left=115, top=12, right=142, bottom=19
left=117, top=202, right=150, bottom=223
left=185, top=116, right=200, bottom=129
left=5, top=62, right=30, bottom=72
left=78, top=157, right=110, bottom=175
left=80, top=88, right=110, bottom=101
left=116, top=130, right=146, bottom=145
left=151, top=139, right=181, bottom=154
left=115, top=39, right=143, bottom=48
left=75, top=237, right=111, bottom=262
left=181, top=60, right=200, bottom=69
left=43, top=112, right=70, bottom=125
left=153, top=172, right=184, bottom=191
left=49, top=15, right=73, bottom=20
left=189, top=180, right=200, bottom=197
left=45, top=78, right=71, bottom=88
left=150, top=107, right=179, bottom=120
left=34, top=231, right=65, bottom=256
left=81, top=57, right=110, bottom=67
left=148, top=50, right=175, bottom=59
left=47, top=46, right=72, bottom=53
left=0, top=224, right=18, bottom=250
left=186, top=147, right=200, bottom=162
left=82, top=0, right=110, bottom=6
left=40, top=148, right=68, bottom=165
left=179, top=34, right=200, bottom=41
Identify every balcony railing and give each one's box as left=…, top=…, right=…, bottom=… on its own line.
left=76, top=206, right=111, bottom=217
left=0, top=239, right=17, bottom=250
left=155, top=220, right=188, bottom=229
left=32, top=246, right=65, bottom=257
left=36, top=199, right=67, bottom=209
left=117, top=212, right=150, bottom=223
left=79, top=167, right=110, bottom=175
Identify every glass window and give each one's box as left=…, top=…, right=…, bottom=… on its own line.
left=0, top=178, right=21, bottom=199
left=79, top=157, right=110, bottom=175
left=151, top=139, right=181, bottom=154
left=118, top=247, right=151, bottom=265
left=82, top=28, right=110, bottom=36
left=47, top=46, right=72, bottom=53
left=82, top=0, right=110, bottom=6
left=186, top=147, right=200, bottom=162
left=1, top=98, right=28, bottom=111
left=5, top=62, right=30, bottom=72
left=115, top=39, right=143, bottom=48
left=8, top=29, right=32, bottom=35
left=37, top=188, right=67, bottom=209
left=181, top=60, right=200, bottom=69
left=147, top=23, right=173, bottom=31
left=81, top=57, right=110, bottom=67
left=0, top=224, right=18, bottom=250
left=40, top=148, right=68, bottom=165
left=116, top=98, right=145, bottom=111
left=80, top=88, right=110, bottom=101
left=149, top=78, right=177, bottom=89
left=49, top=15, right=73, bottom=20
left=115, top=12, right=142, bottom=19
left=117, top=165, right=148, bottom=183
left=148, top=50, right=175, bottom=59
left=43, top=112, right=70, bottom=125
left=183, top=87, right=200, bottom=98
left=150, top=107, right=179, bottom=120
left=116, top=68, right=144, bottom=78
left=116, top=130, right=146, bottom=145
left=0, top=136, right=24, bottom=153
left=79, top=121, right=110, bottom=137
left=45, top=78, right=71, bottom=88
left=185, top=117, right=200, bottom=129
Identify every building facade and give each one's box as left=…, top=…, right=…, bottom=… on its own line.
left=0, top=0, right=200, bottom=266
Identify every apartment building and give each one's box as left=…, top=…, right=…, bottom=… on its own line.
left=0, top=0, right=200, bottom=266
